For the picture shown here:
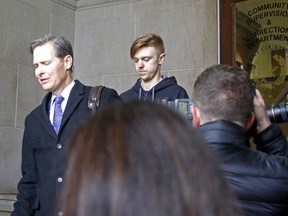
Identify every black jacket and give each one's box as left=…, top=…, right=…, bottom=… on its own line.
left=199, top=120, right=288, bottom=216
left=12, top=80, right=121, bottom=216
left=120, top=76, right=189, bottom=101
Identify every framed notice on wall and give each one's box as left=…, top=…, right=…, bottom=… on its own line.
left=235, top=0, right=288, bottom=106
left=219, top=0, right=288, bottom=134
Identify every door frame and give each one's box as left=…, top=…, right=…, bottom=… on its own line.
left=219, top=0, right=246, bottom=65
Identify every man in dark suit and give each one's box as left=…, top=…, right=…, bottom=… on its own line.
left=11, top=34, right=121, bottom=216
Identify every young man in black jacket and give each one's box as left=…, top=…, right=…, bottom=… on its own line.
left=192, top=64, right=288, bottom=216
left=120, top=33, right=189, bottom=101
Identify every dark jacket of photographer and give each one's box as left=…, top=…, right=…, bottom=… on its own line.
left=199, top=120, right=288, bottom=216
left=120, top=76, right=188, bottom=101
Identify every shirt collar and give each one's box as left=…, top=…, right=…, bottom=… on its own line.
left=51, top=80, right=76, bottom=105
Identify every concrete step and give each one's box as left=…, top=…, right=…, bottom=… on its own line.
left=0, top=194, right=17, bottom=214
left=0, top=213, right=11, bottom=216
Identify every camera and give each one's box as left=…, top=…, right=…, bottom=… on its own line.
left=159, top=97, right=288, bottom=124
left=247, top=102, right=288, bottom=138
left=266, top=102, right=288, bottom=124
left=160, top=98, right=193, bottom=120
left=252, top=83, right=288, bottom=124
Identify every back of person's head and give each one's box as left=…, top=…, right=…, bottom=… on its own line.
left=30, top=34, right=74, bottom=70
left=193, top=64, right=254, bottom=127
left=60, top=100, right=242, bottom=216
left=130, top=33, right=165, bottom=58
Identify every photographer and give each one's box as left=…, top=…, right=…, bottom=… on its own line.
left=192, top=64, right=288, bottom=216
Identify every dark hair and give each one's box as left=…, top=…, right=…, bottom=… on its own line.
left=60, top=100, right=242, bottom=216
left=130, top=33, right=165, bottom=58
left=30, top=34, right=74, bottom=70
left=193, top=64, right=254, bottom=126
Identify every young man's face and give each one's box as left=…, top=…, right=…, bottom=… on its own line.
left=133, top=46, right=165, bottom=83
left=33, top=42, right=73, bottom=95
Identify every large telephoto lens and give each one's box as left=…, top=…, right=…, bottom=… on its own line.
left=266, top=102, right=288, bottom=123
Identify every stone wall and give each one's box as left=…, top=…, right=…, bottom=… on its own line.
left=0, top=0, right=75, bottom=193
left=0, top=0, right=218, bottom=194
left=73, top=0, right=218, bottom=96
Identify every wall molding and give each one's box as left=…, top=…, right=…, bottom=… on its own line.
left=51, top=0, right=142, bottom=11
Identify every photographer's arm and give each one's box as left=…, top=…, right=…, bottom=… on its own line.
left=253, top=89, right=271, bottom=133
left=253, top=89, right=288, bottom=156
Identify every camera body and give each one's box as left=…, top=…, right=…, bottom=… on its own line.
left=159, top=96, right=288, bottom=124
left=160, top=98, right=193, bottom=120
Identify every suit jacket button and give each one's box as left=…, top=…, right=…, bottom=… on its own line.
left=56, top=144, right=62, bottom=149
left=57, top=177, right=63, bottom=183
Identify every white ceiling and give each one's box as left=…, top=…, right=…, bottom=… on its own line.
left=52, top=0, right=138, bottom=10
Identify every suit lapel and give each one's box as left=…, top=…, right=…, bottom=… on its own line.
left=35, top=81, right=87, bottom=137
left=60, top=80, right=86, bottom=131
left=35, top=92, right=57, bottom=138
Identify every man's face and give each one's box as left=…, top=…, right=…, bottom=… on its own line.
left=133, top=46, right=165, bottom=82
left=33, top=42, right=72, bottom=95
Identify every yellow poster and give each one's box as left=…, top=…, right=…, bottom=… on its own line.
left=236, top=0, right=288, bottom=134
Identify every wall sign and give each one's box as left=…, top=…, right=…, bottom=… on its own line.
left=235, top=0, right=288, bottom=106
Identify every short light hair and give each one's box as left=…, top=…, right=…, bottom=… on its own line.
left=130, top=33, right=165, bottom=58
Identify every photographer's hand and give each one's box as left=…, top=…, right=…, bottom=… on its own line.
left=253, top=89, right=271, bottom=133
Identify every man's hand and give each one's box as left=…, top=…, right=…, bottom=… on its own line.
left=253, top=89, right=271, bottom=133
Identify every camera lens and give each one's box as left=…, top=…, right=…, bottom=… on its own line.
left=266, top=103, right=288, bottom=123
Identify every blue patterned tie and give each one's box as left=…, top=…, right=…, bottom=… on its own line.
left=53, top=95, right=64, bottom=134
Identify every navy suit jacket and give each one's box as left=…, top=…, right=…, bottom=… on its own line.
left=12, top=80, right=121, bottom=216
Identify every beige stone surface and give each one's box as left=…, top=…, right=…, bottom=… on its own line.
left=0, top=0, right=218, bottom=193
